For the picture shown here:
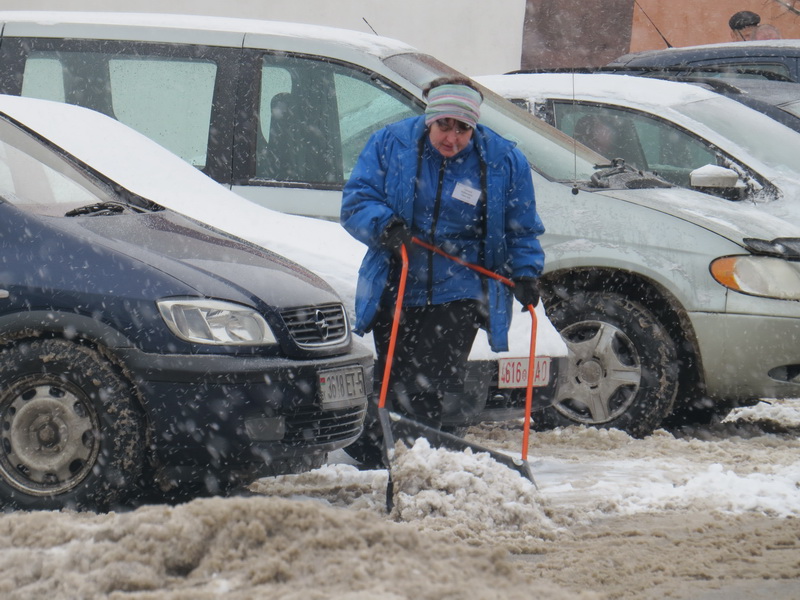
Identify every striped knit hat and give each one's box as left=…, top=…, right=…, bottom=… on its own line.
left=424, top=83, right=482, bottom=129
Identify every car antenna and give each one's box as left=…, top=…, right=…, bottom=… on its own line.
left=571, top=70, right=580, bottom=195
left=633, top=0, right=673, bottom=48
left=362, top=17, right=379, bottom=35
left=773, top=0, right=800, bottom=17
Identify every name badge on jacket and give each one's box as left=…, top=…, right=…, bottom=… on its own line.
left=452, top=182, right=481, bottom=206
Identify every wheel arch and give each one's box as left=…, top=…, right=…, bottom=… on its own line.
left=540, top=267, right=706, bottom=403
left=0, top=311, right=155, bottom=455
left=0, top=310, right=136, bottom=349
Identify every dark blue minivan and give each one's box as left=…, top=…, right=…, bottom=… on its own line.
left=0, top=94, right=371, bottom=510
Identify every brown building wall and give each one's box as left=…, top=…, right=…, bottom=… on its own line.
left=523, top=0, right=800, bottom=69
left=522, top=0, right=634, bottom=69
left=631, top=0, right=800, bottom=51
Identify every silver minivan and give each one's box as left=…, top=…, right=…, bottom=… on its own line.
left=3, top=11, right=800, bottom=438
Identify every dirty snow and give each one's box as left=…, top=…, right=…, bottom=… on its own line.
left=1, top=399, right=798, bottom=599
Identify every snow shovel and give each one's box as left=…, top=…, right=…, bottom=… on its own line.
left=378, top=239, right=538, bottom=511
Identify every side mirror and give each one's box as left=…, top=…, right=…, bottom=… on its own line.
left=690, top=165, right=745, bottom=200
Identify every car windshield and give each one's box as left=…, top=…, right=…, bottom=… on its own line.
left=384, top=53, right=602, bottom=183
left=676, top=96, right=800, bottom=178
left=0, top=115, right=115, bottom=216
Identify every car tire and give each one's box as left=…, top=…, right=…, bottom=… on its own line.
left=543, top=291, right=678, bottom=437
left=0, top=339, right=145, bottom=510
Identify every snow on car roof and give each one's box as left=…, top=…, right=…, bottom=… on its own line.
left=622, top=38, right=800, bottom=56
left=477, top=73, right=718, bottom=110
left=0, top=10, right=416, bottom=58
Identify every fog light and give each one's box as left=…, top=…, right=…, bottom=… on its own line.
left=768, top=365, right=800, bottom=384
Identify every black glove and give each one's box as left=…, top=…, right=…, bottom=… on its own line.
left=379, top=221, right=413, bottom=257
left=512, top=277, right=540, bottom=309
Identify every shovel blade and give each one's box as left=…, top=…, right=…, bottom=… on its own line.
left=378, top=409, right=536, bottom=485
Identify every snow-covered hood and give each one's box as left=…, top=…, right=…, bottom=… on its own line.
left=599, top=186, right=800, bottom=244
left=0, top=94, right=242, bottom=213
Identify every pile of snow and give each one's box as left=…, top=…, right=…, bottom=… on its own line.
left=254, top=437, right=561, bottom=552
left=389, top=438, right=559, bottom=551
left=723, top=398, right=800, bottom=431
left=0, top=495, right=586, bottom=600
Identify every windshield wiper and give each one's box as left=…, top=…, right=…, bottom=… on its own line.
left=588, top=158, right=672, bottom=190
left=65, top=201, right=139, bottom=217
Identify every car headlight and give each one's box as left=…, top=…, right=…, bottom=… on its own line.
left=710, top=256, right=800, bottom=301
left=158, top=298, right=277, bottom=345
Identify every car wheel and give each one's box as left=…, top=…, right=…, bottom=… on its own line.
left=0, top=339, right=145, bottom=510
left=543, top=291, right=678, bottom=437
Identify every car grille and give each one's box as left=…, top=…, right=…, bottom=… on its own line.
left=283, top=404, right=366, bottom=446
left=280, top=303, right=349, bottom=347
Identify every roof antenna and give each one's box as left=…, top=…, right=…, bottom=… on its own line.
left=571, top=70, right=580, bottom=196
left=363, top=17, right=379, bottom=35
left=633, top=0, right=672, bottom=48
left=772, top=0, right=800, bottom=17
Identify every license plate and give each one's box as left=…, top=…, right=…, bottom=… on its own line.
left=318, top=366, right=366, bottom=407
left=497, top=357, right=551, bottom=389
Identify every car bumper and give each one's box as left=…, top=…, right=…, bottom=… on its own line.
left=115, top=346, right=373, bottom=468
left=692, top=312, right=800, bottom=401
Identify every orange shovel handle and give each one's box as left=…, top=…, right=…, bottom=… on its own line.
left=379, top=238, right=538, bottom=463
left=378, top=244, right=409, bottom=410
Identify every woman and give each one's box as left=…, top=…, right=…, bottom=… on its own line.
left=341, top=76, right=545, bottom=428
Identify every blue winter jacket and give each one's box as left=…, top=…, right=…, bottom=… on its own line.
left=341, top=115, right=545, bottom=352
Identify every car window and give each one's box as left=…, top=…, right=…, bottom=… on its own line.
left=0, top=118, right=111, bottom=216
left=107, top=58, right=215, bottom=169
left=552, top=101, right=716, bottom=187
left=21, top=57, right=65, bottom=101
left=335, top=73, right=419, bottom=179
left=21, top=51, right=216, bottom=169
left=701, top=61, right=792, bottom=80
left=255, top=54, right=419, bottom=186
left=676, top=96, right=800, bottom=178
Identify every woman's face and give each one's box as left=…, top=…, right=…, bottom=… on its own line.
left=428, top=118, right=474, bottom=158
